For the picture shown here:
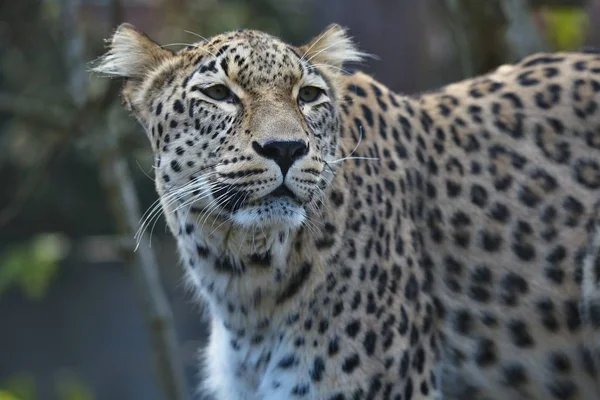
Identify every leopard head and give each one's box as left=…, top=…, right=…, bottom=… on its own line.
left=93, top=23, right=364, bottom=232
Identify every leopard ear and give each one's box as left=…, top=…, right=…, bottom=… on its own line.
left=298, top=24, right=366, bottom=68
left=91, top=23, right=172, bottom=79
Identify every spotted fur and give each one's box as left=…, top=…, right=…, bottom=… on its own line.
left=94, top=24, right=600, bottom=399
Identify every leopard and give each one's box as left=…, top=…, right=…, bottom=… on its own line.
left=93, top=22, right=600, bottom=399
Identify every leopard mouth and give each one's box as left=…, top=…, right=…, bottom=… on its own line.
left=267, top=185, right=299, bottom=202
left=211, top=183, right=300, bottom=214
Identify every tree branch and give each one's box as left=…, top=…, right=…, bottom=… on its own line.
left=98, top=130, right=189, bottom=400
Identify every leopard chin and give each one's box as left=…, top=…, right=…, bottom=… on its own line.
left=230, top=197, right=306, bottom=229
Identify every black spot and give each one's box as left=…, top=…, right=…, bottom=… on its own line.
left=173, top=99, right=185, bottom=114
left=249, top=252, right=272, bottom=267
left=361, top=105, right=374, bottom=127
left=507, top=320, right=535, bottom=348
left=446, top=180, right=462, bottom=197
left=474, top=337, right=497, bottom=367
left=348, top=84, right=367, bottom=97
left=330, top=190, right=344, bottom=207
left=346, top=320, right=361, bottom=338
left=328, top=337, right=340, bottom=356
left=501, top=362, right=528, bottom=386
left=404, top=274, right=419, bottom=300
left=574, top=159, right=600, bottom=189
left=310, top=357, right=325, bottom=382
left=276, top=262, right=312, bottom=304
left=412, top=345, right=425, bottom=373
left=512, top=242, right=536, bottom=261
left=278, top=354, right=297, bottom=369
left=304, top=319, right=312, bottom=331
left=519, top=185, right=541, bottom=207
left=468, top=285, right=491, bottom=303
left=398, top=351, right=410, bottom=378
left=545, top=266, right=565, bottom=284
left=214, top=257, right=239, bottom=274
left=481, top=312, right=498, bottom=327
left=404, top=377, right=414, bottom=400
left=220, top=57, right=229, bottom=75
left=489, top=202, right=510, bottom=223
left=363, top=330, right=377, bottom=356
left=291, top=383, right=309, bottom=396
left=480, top=230, right=503, bottom=252
left=579, top=345, right=597, bottom=377
left=587, top=299, right=600, bottom=328
left=471, top=266, right=492, bottom=284
left=517, top=70, right=540, bottom=86
left=522, top=55, right=564, bottom=67
left=548, top=352, right=571, bottom=373
left=546, top=245, right=567, bottom=264
left=341, top=353, right=360, bottom=374
left=500, top=272, right=529, bottom=305
left=470, top=184, right=488, bottom=207
left=171, top=160, right=182, bottom=172
left=494, top=175, right=513, bottom=191
left=564, top=299, right=582, bottom=332
left=547, top=380, right=577, bottom=399
left=185, top=223, right=195, bottom=234
left=452, top=309, right=473, bottom=335
left=332, top=301, right=344, bottom=317
left=398, top=306, right=409, bottom=335
left=196, top=244, right=209, bottom=258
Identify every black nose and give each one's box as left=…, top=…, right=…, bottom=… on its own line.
left=252, top=140, right=308, bottom=175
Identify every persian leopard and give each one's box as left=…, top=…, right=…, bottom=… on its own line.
left=93, top=23, right=600, bottom=399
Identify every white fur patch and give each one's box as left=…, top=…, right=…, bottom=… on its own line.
left=231, top=201, right=306, bottom=230
left=300, top=24, right=368, bottom=68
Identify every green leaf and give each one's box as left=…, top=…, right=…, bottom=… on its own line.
left=0, top=373, right=36, bottom=400
left=55, top=375, right=95, bottom=400
left=0, top=234, right=69, bottom=300
left=540, top=6, right=589, bottom=51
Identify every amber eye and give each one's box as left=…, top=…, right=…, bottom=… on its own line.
left=298, top=86, right=324, bottom=103
left=201, top=84, right=233, bottom=101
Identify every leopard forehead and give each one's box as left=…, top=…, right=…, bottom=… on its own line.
left=177, top=30, right=307, bottom=89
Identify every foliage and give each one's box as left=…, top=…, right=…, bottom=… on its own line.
left=55, top=375, right=95, bottom=400
left=0, top=233, right=69, bottom=300
left=0, top=374, right=35, bottom=400
left=0, top=372, right=94, bottom=400
left=539, top=6, right=590, bottom=50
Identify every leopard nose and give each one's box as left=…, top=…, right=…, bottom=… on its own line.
left=252, top=140, right=308, bottom=176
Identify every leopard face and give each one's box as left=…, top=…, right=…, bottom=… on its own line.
left=100, top=26, right=360, bottom=231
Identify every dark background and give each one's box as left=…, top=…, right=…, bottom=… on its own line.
left=1, top=0, right=599, bottom=399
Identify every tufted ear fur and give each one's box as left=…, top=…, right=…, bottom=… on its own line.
left=91, top=23, right=174, bottom=111
left=298, top=24, right=366, bottom=68
left=91, top=23, right=172, bottom=78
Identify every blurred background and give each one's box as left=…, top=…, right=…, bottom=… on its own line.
left=1, top=0, right=599, bottom=399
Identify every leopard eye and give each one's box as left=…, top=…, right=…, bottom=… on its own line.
left=298, top=86, right=324, bottom=103
left=201, top=84, right=233, bottom=101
